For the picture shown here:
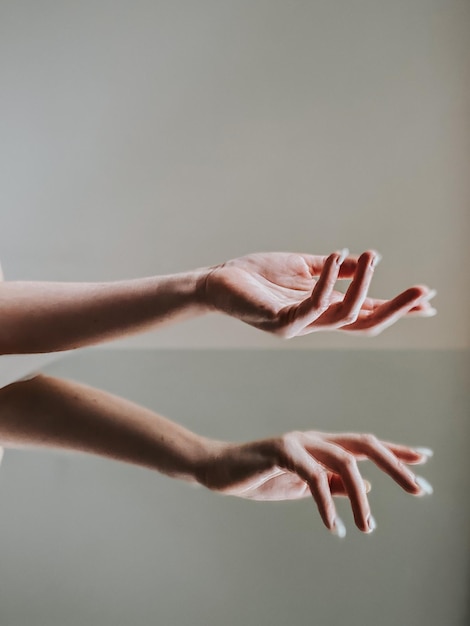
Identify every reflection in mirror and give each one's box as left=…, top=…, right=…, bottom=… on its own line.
left=0, top=348, right=468, bottom=626
left=1, top=0, right=469, bottom=624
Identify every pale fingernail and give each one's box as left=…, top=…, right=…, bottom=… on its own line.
left=415, top=475, right=434, bottom=495
left=370, top=252, right=382, bottom=268
left=366, top=515, right=377, bottom=533
left=422, top=289, right=437, bottom=301
left=337, top=248, right=349, bottom=264
left=414, top=447, right=434, bottom=459
left=421, top=307, right=437, bottom=317
left=364, top=479, right=372, bottom=493
left=331, top=516, right=346, bottom=538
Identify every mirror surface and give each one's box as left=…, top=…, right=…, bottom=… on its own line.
left=1, top=0, right=468, bottom=624
left=0, top=348, right=467, bottom=626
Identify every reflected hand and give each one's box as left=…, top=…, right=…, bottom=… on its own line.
left=198, top=431, right=433, bottom=536
left=203, top=250, right=436, bottom=337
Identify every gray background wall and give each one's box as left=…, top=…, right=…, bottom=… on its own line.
left=1, top=0, right=469, bottom=349
left=0, top=1, right=468, bottom=624
left=0, top=349, right=468, bottom=626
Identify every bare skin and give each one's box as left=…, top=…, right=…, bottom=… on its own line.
left=0, top=375, right=433, bottom=537
left=0, top=249, right=436, bottom=354
left=0, top=250, right=435, bottom=536
left=203, top=249, right=436, bottom=337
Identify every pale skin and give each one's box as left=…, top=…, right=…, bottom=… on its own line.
left=0, top=249, right=435, bottom=536
left=0, top=249, right=436, bottom=353
left=0, top=375, right=433, bottom=537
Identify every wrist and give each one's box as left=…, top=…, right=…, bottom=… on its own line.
left=193, top=264, right=223, bottom=313
left=191, top=437, right=230, bottom=487
left=141, top=267, right=215, bottom=322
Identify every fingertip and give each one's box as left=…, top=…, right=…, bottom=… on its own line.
left=358, top=249, right=381, bottom=268
left=331, top=516, right=347, bottom=538
left=415, top=475, right=434, bottom=496
left=404, top=285, right=429, bottom=301
left=365, top=515, right=377, bottom=533
left=414, top=447, right=434, bottom=460
left=407, top=307, right=437, bottom=318
left=423, top=288, right=437, bottom=301
left=337, top=248, right=349, bottom=265
left=370, top=250, right=382, bottom=268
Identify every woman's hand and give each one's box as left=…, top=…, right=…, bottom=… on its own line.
left=202, top=250, right=436, bottom=338
left=197, top=431, right=433, bottom=537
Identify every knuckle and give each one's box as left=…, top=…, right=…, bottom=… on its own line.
left=338, top=452, right=357, bottom=471
left=279, top=430, right=302, bottom=453
left=340, top=309, right=359, bottom=325
left=361, top=433, right=379, bottom=448
left=276, top=431, right=305, bottom=471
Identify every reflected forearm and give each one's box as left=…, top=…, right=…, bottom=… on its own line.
left=0, top=268, right=213, bottom=354
left=0, top=375, right=212, bottom=481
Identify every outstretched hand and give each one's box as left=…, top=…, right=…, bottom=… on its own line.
left=202, top=250, right=436, bottom=337
left=198, top=430, right=433, bottom=537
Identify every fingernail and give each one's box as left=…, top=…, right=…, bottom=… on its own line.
left=331, top=516, right=346, bottom=538
left=366, top=515, right=377, bottom=533
left=421, top=307, right=437, bottom=317
left=422, top=289, right=437, bottom=302
left=414, top=447, right=434, bottom=459
left=370, top=252, right=382, bottom=268
left=415, top=475, right=434, bottom=495
left=364, top=479, right=372, bottom=493
left=337, top=248, right=349, bottom=265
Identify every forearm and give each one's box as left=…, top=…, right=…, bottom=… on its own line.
left=0, top=267, right=214, bottom=354
left=0, top=375, right=213, bottom=481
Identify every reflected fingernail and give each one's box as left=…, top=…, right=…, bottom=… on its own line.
left=414, top=447, right=434, bottom=459
left=337, top=248, right=349, bottom=264
left=415, top=475, right=434, bottom=495
left=370, top=252, right=382, bottom=268
left=367, top=515, right=377, bottom=533
left=331, top=516, right=346, bottom=538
